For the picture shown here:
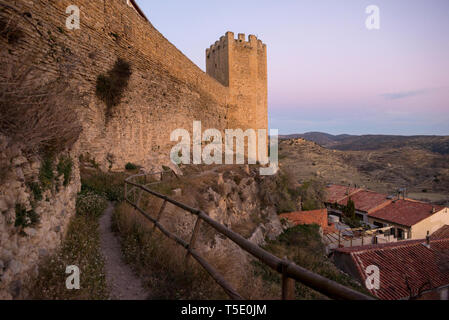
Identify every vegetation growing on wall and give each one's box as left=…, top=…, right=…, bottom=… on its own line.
left=39, top=155, right=54, bottom=190
left=14, top=203, right=39, bottom=229
left=96, top=58, right=132, bottom=118
left=57, top=156, right=73, bottom=187
left=27, top=181, right=43, bottom=202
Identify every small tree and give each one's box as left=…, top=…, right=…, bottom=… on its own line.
left=343, top=198, right=356, bottom=220
left=342, top=198, right=361, bottom=228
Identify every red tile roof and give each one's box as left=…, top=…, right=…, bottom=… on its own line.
left=369, top=200, right=444, bottom=227
left=431, top=225, right=449, bottom=240
left=325, top=185, right=362, bottom=204
left=338, top=190, right=391, bottom=213
left=280, top=209, right=336, bottom=234
left=335, top=238, right=449, bottom=300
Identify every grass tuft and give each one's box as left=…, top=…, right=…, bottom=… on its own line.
left=57, top=156, right=73, bottom=187
left=80, top=169, right=125, bottom=202
left=39, top=155, right=54, bottom=190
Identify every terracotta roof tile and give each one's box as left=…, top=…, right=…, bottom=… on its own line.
left=369, top=200, right=444, bottom=227
left=431, top=225, right=449, bottom=240
left=325, top=185, right=362, bottom=204
left=336, top=238, right=449, bottom=300
left=338, top=190, right=391, bottom=213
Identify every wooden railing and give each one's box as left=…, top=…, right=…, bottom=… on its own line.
left=124, top=171, right=375, bottom=300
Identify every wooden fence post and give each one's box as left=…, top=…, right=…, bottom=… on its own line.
left=186, top=217, right=203, bottom=266
left=153, top=200, right=167, bottom=231
left=281, top=259, right=295, bottom=300
left=124, top=181, right=128, bottom=201
left=132, top=189, right=144, bottom=214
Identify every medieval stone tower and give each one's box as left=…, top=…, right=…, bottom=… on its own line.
left=206, top=32, right=268, bottom=132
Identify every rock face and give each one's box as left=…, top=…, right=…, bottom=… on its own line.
left=202, top=173, right=284, bottom=245
left=0, top=136, right=81, bottom=299
left=159, top=167, right=285, bottom=251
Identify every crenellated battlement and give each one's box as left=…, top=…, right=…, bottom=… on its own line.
left=206, top=32, right=266, bottom=58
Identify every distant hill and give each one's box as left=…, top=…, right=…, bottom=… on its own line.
left=278, top=138, right=449, bottom=205
left=279, top=132, right=449, bottom=155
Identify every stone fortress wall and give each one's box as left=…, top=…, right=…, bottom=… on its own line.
left=2, top=0, right=267, bottom=171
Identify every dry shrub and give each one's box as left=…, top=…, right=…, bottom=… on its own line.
left=113, top=201, right=280, bottom=300
left=201, top=240, right=279, bottom=300
left=0, top=63, right=82, bottom=155
left=112, top=202, right=226, bottom=300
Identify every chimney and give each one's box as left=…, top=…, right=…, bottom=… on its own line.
left=426, top=231, right=431, bottom=248
left=432, top=206, right=436, bottom=214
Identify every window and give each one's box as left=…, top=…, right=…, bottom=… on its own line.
left=374, top=222, right=384, bottom=228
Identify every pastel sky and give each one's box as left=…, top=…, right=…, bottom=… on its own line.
left=135, top=0, right=449, bottom=135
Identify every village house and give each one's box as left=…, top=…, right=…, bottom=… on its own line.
left=325, top=185, right=449, bottom=240
left=368, top=200, right=448, bottom=240
left=333, top=230, right=449, bottom=300
left=325, top=185, right=391, bottom=224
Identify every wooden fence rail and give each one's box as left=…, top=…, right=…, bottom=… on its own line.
left=124, top=171, right=375, bottom=301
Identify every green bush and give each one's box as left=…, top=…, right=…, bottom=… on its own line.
left=39, top=155, right=54, bottom=190
left=15, top=203, right=39, bottom=228
left=125, top=162, right=138, bottom=171
left=76, top=192, right=108, bottom=218
left=57, top=156, right=73, bottom=186
left=28, top=182, right=43, bottom=201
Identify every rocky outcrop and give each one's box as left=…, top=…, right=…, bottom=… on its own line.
left=198, top=168, right=285, bottom=247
